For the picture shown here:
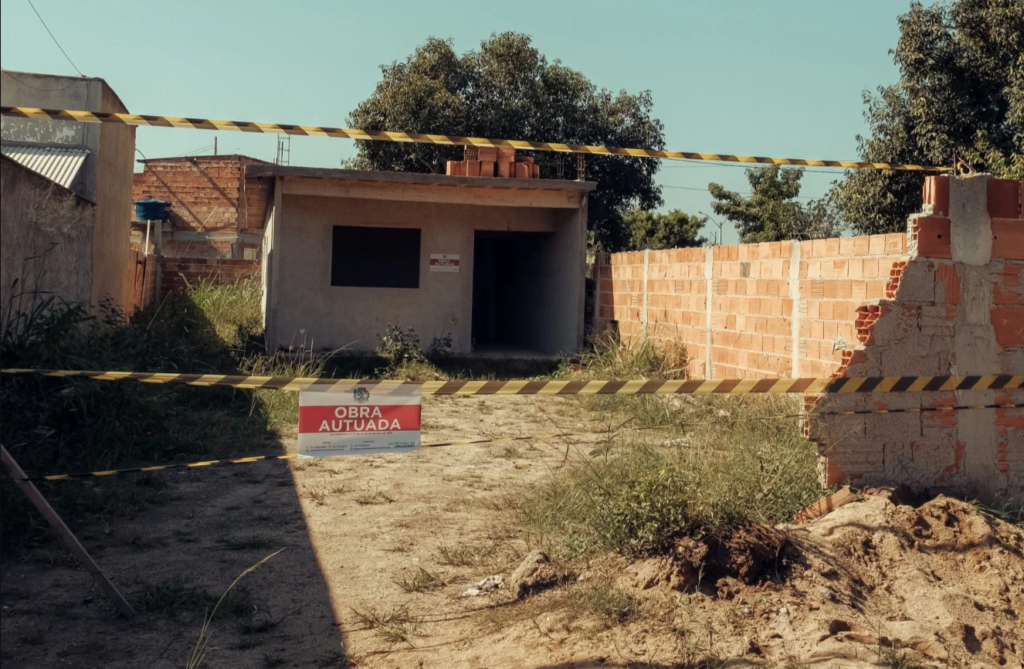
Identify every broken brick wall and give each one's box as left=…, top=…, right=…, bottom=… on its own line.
left=593, top=174, right=1023, bottom=501
left=810, top=175, right=1023, bottom=502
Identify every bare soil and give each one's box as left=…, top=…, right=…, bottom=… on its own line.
left=1, top=396, right=1022, bottom=668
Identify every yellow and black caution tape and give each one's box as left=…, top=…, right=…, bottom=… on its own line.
left=2, top=368, right=1022, bottom=395
left=0, top=106, right=950, bottom=172
left=14, top=402, right=1020, bottom=483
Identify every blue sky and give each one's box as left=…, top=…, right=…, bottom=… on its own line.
left=1, top=0, right=910, bottom=243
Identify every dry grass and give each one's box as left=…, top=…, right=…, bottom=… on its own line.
left=394, top=567, right=448, bottom=593
left=349, top=603, right=421, bottom=647
left=518, top=394, right=821, bottom=559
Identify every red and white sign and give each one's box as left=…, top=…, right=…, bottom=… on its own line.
left=429, top=253, right=460, bottom=272
left=298, top=385, right=421, bottom=457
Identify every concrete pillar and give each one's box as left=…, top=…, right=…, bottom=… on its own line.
left=704, top=246, right=714, bottom=379
left=949, top=177, right=1001, bottom=497
left=789, top=241, right=802, bottom=378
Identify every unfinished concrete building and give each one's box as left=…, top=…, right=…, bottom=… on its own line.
left=250, top=165, right=594, bottom=356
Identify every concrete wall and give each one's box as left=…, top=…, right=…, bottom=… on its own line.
left=1, top=156, right=95, bottom=315
left=594, top=175, right=1023, bottom=502
left=266, top=190, right=585, bottom=355
left=1, top=71, right=136, bottom=310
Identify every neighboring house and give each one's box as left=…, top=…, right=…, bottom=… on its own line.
left=1, top=71, right=136, bottom=311
left=132, top=155, right=272, bottom=259
left=249, top=165, right=595, bottom=356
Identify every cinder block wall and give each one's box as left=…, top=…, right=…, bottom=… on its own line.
left=593, top=175, right=1023, bottom=501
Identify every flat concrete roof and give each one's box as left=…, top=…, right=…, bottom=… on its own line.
left=244, top=165, right=597, bottom=192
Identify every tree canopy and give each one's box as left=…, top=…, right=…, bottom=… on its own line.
left=708, top=166, right=842, bottom=244
left=626, top=209, right=706, bottom=251
left=833, top=0, right=1024, bottom=235
left=346, top=33, right=666, bottom=251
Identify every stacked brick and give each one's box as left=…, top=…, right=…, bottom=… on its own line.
left=446, top=146, right=540, bottom=179
left=161, top=257, right=260, bottom=293
left=593, top=174, right=1023, bottom=501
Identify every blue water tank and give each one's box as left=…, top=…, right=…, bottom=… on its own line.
left=134, top=198, right=171, bottom=221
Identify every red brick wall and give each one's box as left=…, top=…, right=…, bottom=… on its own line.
left=594, top=175, right=1023, bottom=501
left=594, top=236, right=906, bottom=379
left=160, top=257, right=260, bottom=293
left=132, top=155, right=269, bottom=234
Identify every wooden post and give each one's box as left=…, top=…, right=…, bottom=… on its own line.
left=0, top=445, right=135, bottom=617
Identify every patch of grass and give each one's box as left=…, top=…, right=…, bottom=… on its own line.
left=220, top=533, right=278, bottom=551
left=435, top=543, right=494, bottom=567
left=972, top=499, right=1024, bottom=527
left=394, top=567, right=448, bottom=593
left=350, top=604, right=421, bottom=647
left=573, top=583, right=638, bottom=625
left=354, top=490, right=395, bottom=505
left=187, top=276, right=263, bottom=349
left=559, top=330, right=687, bottom=381
left=879, top=643, right=926, bottom=669
left=519, top=395, right=822, bottom=558
left=242, top=344, right=331, bottom=429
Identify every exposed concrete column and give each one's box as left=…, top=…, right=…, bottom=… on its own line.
left=705, top=246, right=714, bottom=379
left=641, top=248, right=650, bottom=339
left=789, top=241, right=802, bottom=378
left=949, top=176, right=1000, bottom=496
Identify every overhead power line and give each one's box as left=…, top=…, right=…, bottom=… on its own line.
left=26, top=0, right=84, bottom=77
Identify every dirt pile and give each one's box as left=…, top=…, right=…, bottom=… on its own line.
left=772, top=492, right=1024, bottom=667
left=621, top=492, right=1024, bottom=667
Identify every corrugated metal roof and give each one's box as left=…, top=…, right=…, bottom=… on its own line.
left=0, top=143, right=90, bottom=190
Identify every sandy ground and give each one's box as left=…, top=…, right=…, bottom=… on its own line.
left=2, top=395, right=1022, bottom=668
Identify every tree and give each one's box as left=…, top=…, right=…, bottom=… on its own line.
left=833, top=0, right=1024, bottom=235
left=707, top=166, right=842, bottom=243
left=346, top=33, right=666, bottom=251
left=626, top=209, right=706, bottom=250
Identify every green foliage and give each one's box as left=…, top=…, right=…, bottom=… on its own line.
left=346, top=33, right=666, bottom=251
left=187, top=276, right=264, bottom=349
left=709, top=166, right=842, bottom=243
left=574, top=584, right=639, bottom=624
left=0, top=281, right=307, bottom=549
left=626, top=209, right=707, bottom=251
left=833, top=0, right=1024, bottom=235
left=376, top=324, right=425, bottom=366
left=519, top=395, right=822, bottom=559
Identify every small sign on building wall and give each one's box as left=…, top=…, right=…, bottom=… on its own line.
left=429, top=254, right=460, bottom=272
left=298, top=385, right=421, bottom=457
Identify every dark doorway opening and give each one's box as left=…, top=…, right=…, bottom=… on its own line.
left=472, top=230, right=552, bottom=354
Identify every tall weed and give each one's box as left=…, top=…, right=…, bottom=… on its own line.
left=519, top=395, right=821, bottom=559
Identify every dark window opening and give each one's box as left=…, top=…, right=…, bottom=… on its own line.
left=331, top=226, right=420, bottom=288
